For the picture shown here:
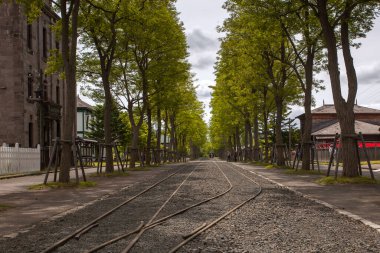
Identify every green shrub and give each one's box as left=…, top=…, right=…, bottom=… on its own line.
left=316, top=176, right=378, bottom=185
left=28, top=181, right=97, bottom=190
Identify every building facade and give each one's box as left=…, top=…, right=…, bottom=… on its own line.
left=0, top=1, right=63, bottom=148
left=297, top=104, right=380, bottom=145
left=76, top=96, right=93, bottom=138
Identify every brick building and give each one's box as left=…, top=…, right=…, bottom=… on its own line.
left=0, top=0, right=63, bottom=148
left=297, top=104, right=380, bottom=145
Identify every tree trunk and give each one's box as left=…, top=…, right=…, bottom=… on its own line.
left=301, top=53, right=314, bottom=170
left=317, top=0, right=358, bottom=176
left=235, top=125, right=241, bottom=161
left=262, top=85, right=269, bottom=162
left=228, top=135, right=232, bottom=157
left=59, top=0, right=80, bottom=183
left=130, top=126, right=139, bottom=168
left=253, top=113, right=260, bottom=161
left=275, top=97, right=285, bottom=166
left=103, top=80, right=113, bottom=173
left=146, top=104, right=152, bottom=166
left=156, top=106, right=161, bottom=164
left=244, top=117, right=250, bottom=162
left=170, top=113, right=176, bottom=161
left=163, top=110, right=168, bottom=162
left=248, top=120, right=253, bottom=160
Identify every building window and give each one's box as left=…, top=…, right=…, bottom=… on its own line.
left=28, top=122, right=33, bottom=148
left=57, top=121, right=61, bottom=138
left=42, top=77, right=49, bottom=101
left=56, top=86, right=60, bottom=104
left=43, top=27, right=47, bottom=58
left=27, top=73, right=33, bottom=98
left=27, top=24, right=32, bottom=51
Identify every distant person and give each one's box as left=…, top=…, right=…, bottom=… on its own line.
left=227, top=151, right=231, bottom=162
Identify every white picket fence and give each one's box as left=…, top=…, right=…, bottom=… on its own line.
left=0, top=143, right=41, bottom=175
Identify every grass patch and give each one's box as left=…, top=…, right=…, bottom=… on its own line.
left=316, top=176, right=379, bottom=185
left=265, top=164, right=281, bottom=169
left=285, top=169, right=324, bottom=175
left=126, top=167, right=151, bottom=171
left=28, top=181, right=97, bottom=190
left=89, top=171, right=129, bottom=177
left=0, top=204, right=12, bottom=212
left=251, top=161, right=271, bottom=166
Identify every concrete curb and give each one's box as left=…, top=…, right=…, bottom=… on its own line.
left=0, top=171, right=44, bottom=180
left=233, top=163, right=380, bottom=235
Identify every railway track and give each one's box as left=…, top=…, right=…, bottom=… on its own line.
left=93, top=161, right=262, bottom=253
left=169, top=162, right=263, bottom=252
left=3, top=160, right=379, bottom=253
left=42, top=165, right=186, bottom=253
left=41, top=161, right=231, bottom=252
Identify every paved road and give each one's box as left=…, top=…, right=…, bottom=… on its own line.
left=0, top=166, right=172, bottom=237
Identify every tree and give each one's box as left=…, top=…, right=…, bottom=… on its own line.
left=211, top=1, right=302, bottom=165
left=87, top=103, right=131, bottom=146
left=306, top=0, right=379, bottom=176
left=79, top=0, right=123, bottom=172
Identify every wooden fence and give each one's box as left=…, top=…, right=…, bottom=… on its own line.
left=316, top=147, right=380, bottom=162
left=0, top=143, right=40, bottom=175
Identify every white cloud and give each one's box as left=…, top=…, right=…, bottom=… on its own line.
left=357, top=62, right=380, bottom=85
left=196, top=80, right=214, bottom=100
left=192, top=56, right=215, bottom=70
left=187, top=29, right=218, bottom=52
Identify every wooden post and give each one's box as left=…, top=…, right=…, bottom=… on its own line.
left=313, top=136, right=320, bottom=172
left=72, top=143, right=79, bottom=184
left=292, top=144, right=299, bottom=169
left=327, top=133, right=338, bottom=177
left=312, top=145, right=315, bottom=171
left=97, top=143, right=104, bottom=174
left=295, top=143, right=302, bottom=171
left=355, top=138, right=362, bottom=176
left=43, top=138, right=58, bottom=184
left=76, top=141, right=86, bottom=181
left=114, top=143, right=124, bottom=172
left=53, top=142, right=60, bottom=182
left=334, top=135, right=341, bottom=180
left=359, top=132, right=375, bottom=180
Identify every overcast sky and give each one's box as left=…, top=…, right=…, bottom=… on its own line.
left=175, top=0, right=380, bottom=123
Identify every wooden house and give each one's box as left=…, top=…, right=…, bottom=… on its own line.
left=296, top=104, right=380, bottom=148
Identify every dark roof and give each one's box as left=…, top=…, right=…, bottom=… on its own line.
left=77, top=96, right=93, bottom=110
left=311, top=104, right=380, bottom=114
left=297, top=104, right=380, bottom=119
left=312, top=120, right=380, bottom=136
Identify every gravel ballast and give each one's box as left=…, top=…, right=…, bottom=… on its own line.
left=0, top=161, right=379, bottom=253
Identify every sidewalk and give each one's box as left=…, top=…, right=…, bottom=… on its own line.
left=0, top=166, right=172, bottom=238
left=235, top=162, right=380, bottom=232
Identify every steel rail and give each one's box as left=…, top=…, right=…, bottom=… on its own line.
left=85, top=161, right=233, bottom=253
left=168, top=161, right=263, bottom=253
left=85, top=222, right=145, bottom=253
left=41, top=166, right=186, bottom=253
left=122, top=165, right=199, bottom=253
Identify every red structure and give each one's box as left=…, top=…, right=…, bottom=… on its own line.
left=297, top=103, right=380, bottom=148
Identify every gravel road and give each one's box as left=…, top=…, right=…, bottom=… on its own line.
left=0, top=161, right=379, bottom=253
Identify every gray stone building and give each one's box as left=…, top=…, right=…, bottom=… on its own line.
left=0, top=0, right=63, bottom=148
